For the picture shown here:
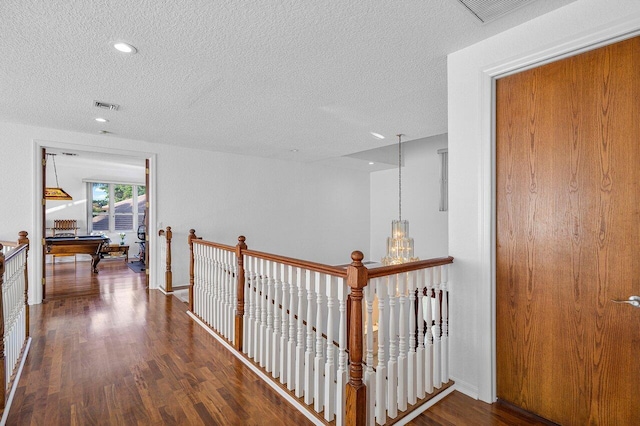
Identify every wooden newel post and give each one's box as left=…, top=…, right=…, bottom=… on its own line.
left=18, top=231, right=29, bottom=338
left=345, top=250, right=367, bottom=426
left=0, top=243, right=5, bottom=408
left=188, top=229, right=197, bottom=312
left=165, top=227, right=173, bottom=292
left=234, top=236, right=247, bottom=351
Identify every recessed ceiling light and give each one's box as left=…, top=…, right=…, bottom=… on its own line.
left=370, top=132, right=385, bottom=140
left=290, top=149, right=299, bottom=153
left=113, top=42, right=137, bottom=54
left=95, top=118, right=108, bottom=123
left=369, top=162, right=375, bottom=165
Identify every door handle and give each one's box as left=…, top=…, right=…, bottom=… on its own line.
left=611, top=295, right=640, bottom=308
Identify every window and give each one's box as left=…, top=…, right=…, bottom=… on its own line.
left=88, top=182, right=146, bottom=233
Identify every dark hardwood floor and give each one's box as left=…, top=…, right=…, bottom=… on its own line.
left=7, top=260, right=552, bottom=425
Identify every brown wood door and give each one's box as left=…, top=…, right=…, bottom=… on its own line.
left=496, top=36, right=640, bottom=425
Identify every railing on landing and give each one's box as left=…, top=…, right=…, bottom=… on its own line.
left=187, top=230, right=453, bottom=425
left=0, top=231, right=31, bottom=417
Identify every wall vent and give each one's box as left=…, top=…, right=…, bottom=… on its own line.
left=94, top=100, right=120, bottom=111
left=456, top=0, right=537, bottom=23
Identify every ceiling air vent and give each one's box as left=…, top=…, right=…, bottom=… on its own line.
left=94, top=100, right=120, bottom=111
left=456, top=0, right=537, bottom=23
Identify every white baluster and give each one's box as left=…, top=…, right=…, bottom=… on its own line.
left=253, top=256, right=262, bottom=363
left=271, top=261, right=282, bottom=378
left=246, top=256, right=255, bottom=358
left=243, top=256, right=252, bottom=356
left=265, top=260, right=274, bottom=373
left=375, top=277, right=388, bottom=425
left=279, top=263, right=289, bottom=385
left=425, top=268, right=434, bottom=394
left=441, top=264, right=449, bottom=383
left=304, top=269, right=315, bottom=405
left=335, top=279, right=348, bottom=426
left=409, top=269, right=424, bottom=404
left=433, top=266, right=442, bottom=388
left=230, top=250, right=238, bottom=342
left=228, top=250, right=234, bottom=339
left=295, top=267, right=306, bottom=398
left=313, top=272, right=325, bottom=412
left=260, top=259, right=269, bottom=368
left=287, top=266, right=298, bottom=391
left=408, top=270, right=418, bottom=403
left=364, top=279, right=376, bottom=426
left=387, top=274, right=398, bottom=419
left=398, top=272, right=408, bottom=412
left=324, top=275, right=337, bottom=422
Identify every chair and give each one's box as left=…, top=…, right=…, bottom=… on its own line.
left=52, top=219, right=78, bottom=236
left=51, top=219, right=78, bottom=263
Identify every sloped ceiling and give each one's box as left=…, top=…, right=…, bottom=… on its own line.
left=0, top=1, right=575, bottom=167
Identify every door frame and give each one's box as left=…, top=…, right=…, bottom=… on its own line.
left=478, top=21, right=640, bottom=402
left=32, top=139, right=157, bottom=304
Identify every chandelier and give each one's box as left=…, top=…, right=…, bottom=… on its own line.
left=381, top=134, right=418, bottom=265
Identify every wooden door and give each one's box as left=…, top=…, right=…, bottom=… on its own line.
left=496, top=36, right=640, bottom=425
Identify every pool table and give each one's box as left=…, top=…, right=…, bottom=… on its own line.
left=45, top=235, right=110, bottom=273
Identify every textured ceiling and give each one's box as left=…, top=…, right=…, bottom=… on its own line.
left=0, top=0, right=575, bottom=167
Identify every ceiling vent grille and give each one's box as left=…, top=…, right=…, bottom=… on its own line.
left=456, top=0, right=537, bottom=23
left=94, top=100, right=120, bottom=111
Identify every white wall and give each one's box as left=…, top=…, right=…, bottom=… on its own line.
left=0, top=121, right=370, bottom=303
left=370, top=134, right=448, bottom=262
left=447, top=0, right=640, bottom=402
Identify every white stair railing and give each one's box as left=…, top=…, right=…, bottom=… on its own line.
left=0, top=231, right=31, bottom=411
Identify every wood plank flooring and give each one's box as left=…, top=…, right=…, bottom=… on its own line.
left=7, top=261, right=553, bottom=425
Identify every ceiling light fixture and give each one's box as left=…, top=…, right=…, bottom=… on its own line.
left=369, top=162, right=375, bottom=165
left=290, top=149, right=299, bottom=153
left=113, top=42, right=138, bottom=54
left=44, top=153, right=73, bottom=201
left=381, top=134, right=418, bottom=265
left=370, top=132, right=385, bottom=140
left=95, top=118, right=108, bottom=123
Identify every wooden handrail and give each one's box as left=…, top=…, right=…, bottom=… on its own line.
left=191, top=238, right=235, bottom=252
left=158, top=226, right=173, bottom=292
left=243, top=248, right=348, bottom=278
left=367, top=256, right=454, bottom=278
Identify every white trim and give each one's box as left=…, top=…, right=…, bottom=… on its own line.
left=394, top=385, right=456, bottom=425
left=449, top=376, right=479, bottom=400
left=187, top=311, right=324, bottom=426
left=479, top=15, right=640, bottom=403
left=0, top=337, right=31, bottom=426
left=82, top=178, right=145, bottom=186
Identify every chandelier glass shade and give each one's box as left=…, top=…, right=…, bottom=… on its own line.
left=381, top=134, right=419, bottom=266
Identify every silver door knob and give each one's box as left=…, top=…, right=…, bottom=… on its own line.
left=611, top=295, right=640, bottom=308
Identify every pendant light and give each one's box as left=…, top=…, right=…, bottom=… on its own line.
left=44, top=153, right=73, bottom=201
left=381, top=134, right=418, bottom=265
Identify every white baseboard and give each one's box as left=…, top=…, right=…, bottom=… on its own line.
left=449, top=375, right=479, bottom=400
left=395, top=385, right=457, bottom=425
